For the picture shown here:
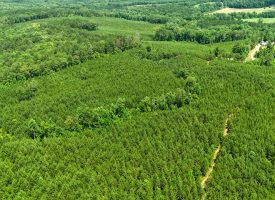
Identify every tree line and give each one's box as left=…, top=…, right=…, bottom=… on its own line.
left=256, top=43, right=275, bottom=66
left=0, top=19, right=141, bottom=83
left=213, top=0, right=275, bottom=8
left=23, top=72, right=200, bottom=139
left=154, top=24, right=252, bottom=44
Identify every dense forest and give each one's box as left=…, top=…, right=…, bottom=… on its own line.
left=0, top=0, right=274, bottom=199
left=215, top=0, right=275, bottom=8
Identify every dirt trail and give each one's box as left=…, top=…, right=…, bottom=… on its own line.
left=223, top=114, right=231, bottom=137
left=201, top=144, right=221, bottom=189
left=246, top=43, right=267, bottom=62
left=249, top=44, right=261, bottom=61
left=201, top=114, right=232, bottom=199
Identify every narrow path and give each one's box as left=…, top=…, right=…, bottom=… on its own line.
left=223, top=114, right=232, bottom=137
left=246, top=43, right=270, bottom=62
left=201, top=144, right=221, bottom=189
left=201, top=114, right=232, bottom=199
left=250, top=44, right=262, bottom=61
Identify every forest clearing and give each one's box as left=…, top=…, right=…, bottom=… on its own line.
left=213, top=6, right=275, bottom=14
left=243, top=18, right=275, bottom=23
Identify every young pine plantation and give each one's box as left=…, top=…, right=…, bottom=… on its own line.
left=0, top=0, right=274, bottom=199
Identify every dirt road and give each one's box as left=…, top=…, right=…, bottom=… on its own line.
left=201, top=144, right=221, bottom=189
left=250, top=44, right=261, bottom=61
left=201, top=114, right=232, bottom=199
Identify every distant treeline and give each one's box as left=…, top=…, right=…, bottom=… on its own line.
left=0, top=31, right=141, bottom=83
left=1, top=7, right=169, bottom=25
left=1, top=8, right=102, bottom=25
left=154, top=14, right=275, bottom=44
left=154, top=24, right=252, bottom=44
left=107, top=0, right=186, bottom=7
left=109, top=12, right=169, bottom=24
left=213, top=0, right=275, bottom=8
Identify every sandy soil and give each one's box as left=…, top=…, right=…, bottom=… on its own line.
left=213, top=7, right=275, bottom=14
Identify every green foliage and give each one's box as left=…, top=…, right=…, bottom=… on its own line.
left=0, top=17, right=143, bottom=83
left=27, top=119, right=63, bottom=139
left=64, top=116, right=81, bottom=132
left=111, top=35, right=141, bottom=52
left=138, top=74, right=200, bottom=112
left=213, top=0, right=274, bottom=8
left=78, top=98, right=129, bottom=129
left=136, top=47, right=179, bottom=61
left=256, top=44, right=275, bottom=66
left=68, top=19, right=98, bottom=31
left=154, top=24, right=253, bottom=44
left=207, top=87, right=275, bottom=199
left=138, top=90, right=184, bottom=112
left=174, top=69, right=189, bottom=79
left=232, top=43, right=250, bottom=60
left=185, top=76, right=201, bottom=95
left=0, top=1, right=274, bottom=199
left=78, top=106, right=117, bottom=128
left=71, top=82, right=198, bottom=131
left=214, top=47, right=221, bottom=57
left=16, top=81, right=38, bottom=101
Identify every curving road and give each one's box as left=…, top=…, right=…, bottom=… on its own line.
left=250, top=44, right=262, bottom=61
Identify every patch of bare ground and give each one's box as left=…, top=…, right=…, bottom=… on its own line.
left=213, top=7, right=275, bottom=14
